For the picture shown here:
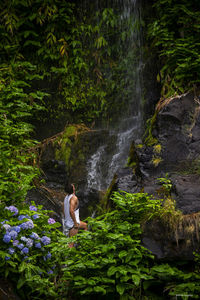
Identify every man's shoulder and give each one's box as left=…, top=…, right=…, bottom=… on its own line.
left=71, top=195, right=78, bottom=201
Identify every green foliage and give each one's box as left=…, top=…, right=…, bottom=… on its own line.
left=0, top=62, right=47, bottom=205
left=51, top=191, right=162, bottom=299
left=148, top=0, right=200, bottom=97
left=0, top=0, right=140, bottom=125
left=143, top=111, right=158, bottom=146
left=157, top=174, right=172, bottom=195
left=1, top=191, right=200, bottom=299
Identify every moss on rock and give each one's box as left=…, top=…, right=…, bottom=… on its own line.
left=54, top=124, right=90, bottom=168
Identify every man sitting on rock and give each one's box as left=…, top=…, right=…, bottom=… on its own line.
left=63, top=183, right=87, bottom=246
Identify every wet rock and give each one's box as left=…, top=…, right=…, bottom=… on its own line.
left=115, top=167, right=139, bottom=193
left=172, top=174, right=200, bottom=214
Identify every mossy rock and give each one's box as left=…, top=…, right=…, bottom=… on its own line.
left=54, top=124, right=90, bottom=168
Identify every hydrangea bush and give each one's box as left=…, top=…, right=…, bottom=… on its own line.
left=0, top=202, right=63, bottom=298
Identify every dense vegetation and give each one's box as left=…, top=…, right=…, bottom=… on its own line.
left=1, top=0, right=200, bottom=299
left=1, top=191, right=200, bottom=299
left=148, top=0, right=200, bottom=97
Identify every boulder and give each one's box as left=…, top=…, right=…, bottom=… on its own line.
left=114, top=92, right=200, bottom=260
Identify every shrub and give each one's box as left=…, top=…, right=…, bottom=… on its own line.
left=0, top=202, right=63, bottom=299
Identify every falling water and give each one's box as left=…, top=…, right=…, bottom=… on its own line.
left=86, top=0, right=143, bottom=191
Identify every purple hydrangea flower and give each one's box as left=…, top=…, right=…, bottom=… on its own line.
left=17, top=243, right=24, bottom=250
left=3, top=234, right=11, bottom=243
left=48, top=218, right=56, bottom=224
left=13, top=240, right=19, bottom=246
left=47, top=269, right=53, bottom=275
left=5, top=205, right=18, bottom=216
left=12, top=226, right=21, bottom=233
left=29, top=205, right=37, bottom=212
left=2, top=224, right=11, bottom=231
left=21, top=247, right=29, bottom=255
left=8, top=247, right=15, bottom=255
left=35, top=242, right=41, bottom=249
left=30, top=232, right=40, bottom=240
left=32, top=214, right=39, bottom=220
left=18, top=215, right=26, bottom=221
left=41, top=236, right=51, bottom=245
left=5, top=256, right=10, bottom=261
left=9, top=230, right=18, bottom=240
left=26, top=238, right=33, bottom=248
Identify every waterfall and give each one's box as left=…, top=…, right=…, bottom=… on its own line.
left=86, top=0, right=143, bottom=191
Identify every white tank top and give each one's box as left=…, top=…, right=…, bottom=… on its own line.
left=64, top=194, right=80, bottom=228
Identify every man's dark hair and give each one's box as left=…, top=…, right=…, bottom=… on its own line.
left=64, top=182, right=74, bottom=194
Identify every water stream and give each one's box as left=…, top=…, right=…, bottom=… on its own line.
left=86, top=0, right=143, bottom=191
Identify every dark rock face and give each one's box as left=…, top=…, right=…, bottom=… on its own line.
left=115, top=167, right=139, bottom=193
left=172, top=174, right=200, bottom=214
left=114, top=92, right=200, bottom=260
left=27, top=127, right=115, bottom=221
left=142, top=219, right=200, bottom=260
left=26, top=159, right=67, bottom=223
left=0, top=278, right=21, bottom=300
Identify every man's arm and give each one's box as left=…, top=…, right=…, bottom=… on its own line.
left=69, top=196, right=79, bottom=228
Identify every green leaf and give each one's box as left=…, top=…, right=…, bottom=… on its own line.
left=93, top=286, right=106, bottom=294
left=119, top=250, right=127, bottom=259
left=107, top=266, right=118, bottom=277
left=17, top=277, right=26, bottom=289
left=116, top=284, right=126, bottom=295
left=132, top=274, right=140, bottom=286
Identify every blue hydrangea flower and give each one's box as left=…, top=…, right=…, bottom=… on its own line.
left=26, top=238, right=33, bottom=248
left=30, top=232, right=40, bottom=240
left=26, top=220, right=34, bottom=229
left=46, top=252, right=51, bottom=259
left=47, top=269, right=53, bottom=275
left=5, top=256, right=10, bottom=261
left=41, top=236, right=51, bottom=245
left=13, top=240, right=19, bottom=246
left=5, top=205, right=18, bottom=216
left=23, top=256, right=30, bottom=262
left=8, top=247, right=15, bottom=255
left=35, top=242, right=41, bottom=249
left=12, top=226, right=21, bottom=233
left=32, top=214, right=39, bottom=220
left=20, top=220, right=34, bottom=230
left=18, top=215, right=26, bottom=221
left=20, top=223, right=27, bottom=230
left=48, top=218, right=56, bottom=224
left=2, top=224, right=11, bottom=231
left=9, top=230, right=18, bottom=240
left=17, top=243, right=24, bottom=250
left=21, top=247, right=29, bottom=255
left=3, top=234, right=11, bottom=243
left=29, top=205, right=37, bottom=212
